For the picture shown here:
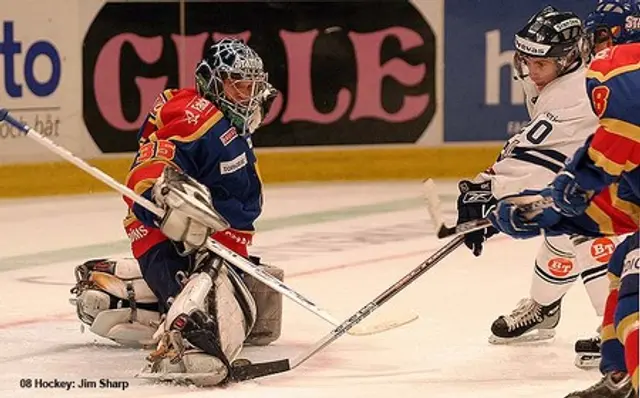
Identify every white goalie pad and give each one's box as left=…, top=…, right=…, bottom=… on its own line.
left=243, top=262, right=284, bottom=346
left=90, top=270, right=157, bottom=304
left=139, top=259, right=256, bottom=386
left=137, top=349, right=230, bottom=387
left=71, top=258, right=161, bottom=347
left=166, top=265, right=254, bottom=359
left=89, top=303, right=160, bottom=347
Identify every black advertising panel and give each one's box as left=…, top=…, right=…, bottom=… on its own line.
left=83, top=1, right=436, bottom=153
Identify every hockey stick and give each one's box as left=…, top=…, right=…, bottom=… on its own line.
left=0, top=108, right=415, bottom=336
left=422, top=179, right=553, bottom=239
left=229, top=235, right=465, bottom=381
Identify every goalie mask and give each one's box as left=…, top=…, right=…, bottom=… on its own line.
left=514, top=6, right=584, bottom=83
left=195, top=38, right=269, bottom=136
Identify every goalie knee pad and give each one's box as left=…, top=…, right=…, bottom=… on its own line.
left=243, top=257, right=284, bottom=346
left=70, top=258, right=161, bottom=347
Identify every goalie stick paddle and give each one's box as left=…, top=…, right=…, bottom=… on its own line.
left=0, top=108, right=415, bottom=337
left=229, top=235, right=465, bottom=382
left=422, top=179, right=553, bottom=239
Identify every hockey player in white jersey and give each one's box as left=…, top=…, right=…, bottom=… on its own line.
left=455, top=6, right=615, bottom=367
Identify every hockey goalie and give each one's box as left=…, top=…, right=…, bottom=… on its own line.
left=68, top=38, right=281, bottom=386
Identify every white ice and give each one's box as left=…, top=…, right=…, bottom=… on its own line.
left=0, top=181, right=603, bottom=398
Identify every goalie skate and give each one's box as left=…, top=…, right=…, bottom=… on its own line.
left=489, top=298, right=561, bottom=344
left=137, top=330, right=229, bottom=387
left=574, top=335, right=601, bottom=370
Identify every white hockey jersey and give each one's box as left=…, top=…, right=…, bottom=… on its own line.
left=478, top=64, right=599, bottom=199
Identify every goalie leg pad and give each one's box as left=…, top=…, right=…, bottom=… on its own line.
left=90, top=306, right=161, bottom=347
left=143, top=255, right=256, bottom=386
left=243, top=259, right=284, bottom=346
left=70, top=258, right=161, bottom=347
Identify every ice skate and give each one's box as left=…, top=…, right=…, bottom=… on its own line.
left=489, top=298, right=561, bottom=344
left=575, top=335, right=601, bottom=370
left=564, top=372, right=635, bottom=398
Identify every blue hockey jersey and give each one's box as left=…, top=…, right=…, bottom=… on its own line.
left=123, top=88, right=263, bottom=258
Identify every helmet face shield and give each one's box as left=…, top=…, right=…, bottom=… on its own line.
left=219, top=71, right=268, bottom=129
left=513, top=51, right=529, bottom=80
left=513, top=51, right=565, bottom=88
left=195, top=38, right=270, bottom=135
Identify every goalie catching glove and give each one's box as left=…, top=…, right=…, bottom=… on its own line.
left=153, top=166, right=229, bottom=250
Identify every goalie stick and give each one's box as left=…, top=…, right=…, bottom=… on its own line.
left=422, top=179, right=553, bottom=239
left=0, top=108, right=416, bottom=336
left=225, top=179, right=464, bottom=381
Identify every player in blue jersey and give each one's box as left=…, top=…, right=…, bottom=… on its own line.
left=68, top=38, right=282, bottom=386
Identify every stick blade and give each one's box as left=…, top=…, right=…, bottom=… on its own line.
left=230, top=359, right=291, bottom=382
left=436, top=224, right=456, bottom=239
left=422, top=179, right=444, bottom=231
left=348, top=310, right=419, bottom=336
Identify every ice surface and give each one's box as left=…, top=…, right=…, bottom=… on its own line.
left=0, top=181, right=602, bottom=397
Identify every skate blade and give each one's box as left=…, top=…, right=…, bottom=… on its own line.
left=488, top=329, right=555, bottom=345
left=574, top=354, right=601, bottom=370
left=136, top=365, right=228, bottom=387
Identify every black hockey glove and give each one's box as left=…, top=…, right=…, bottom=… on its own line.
left=456, top=180, right=498, bottom=257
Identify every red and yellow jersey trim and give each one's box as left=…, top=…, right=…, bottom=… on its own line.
left=617, top=314, right=639, bottom=344
left=586, top=186, right=640, bottom=235
left=601, top=278, right=619, bottom=344
left=125, top=158, right=180, bottom=191
left=146, top=89, right=223, bottom=144
left=148, top=110, right=224, bottom=144
left=123, top=209, right=137, bottom=229
left=602, top=323, right=617, bottom=343
left=600, top=118, right=640, bottom=143
left=147, top=89, right=177, bottom=129
left=587, top=60, right=640, bottom=82
left=587, top=44, right=640, bottom=82
left=588, top=122, right=640, bottom=177
left=123, top=158, right=181, bottom=209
